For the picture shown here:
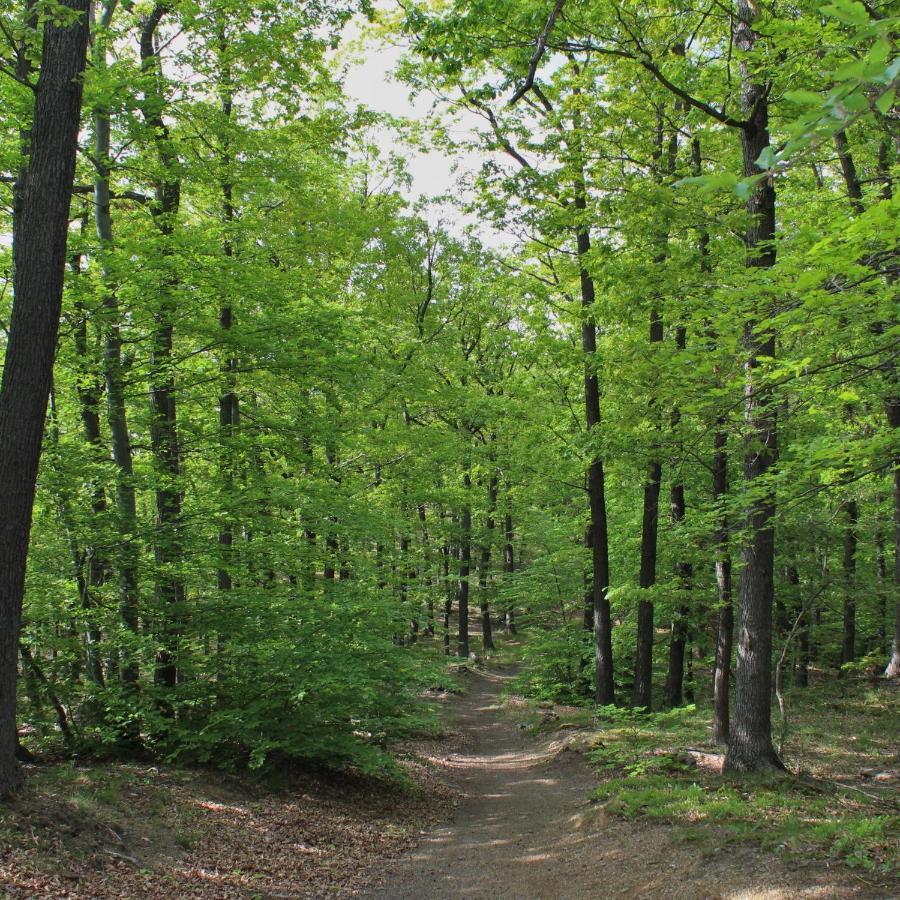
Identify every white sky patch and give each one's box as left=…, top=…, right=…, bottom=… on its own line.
left=338, top=13, right=510, bottom=250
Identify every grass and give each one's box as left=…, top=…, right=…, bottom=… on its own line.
left=581, top=676, right=898, bottom=877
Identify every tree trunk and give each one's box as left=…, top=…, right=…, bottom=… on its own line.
left=0, top=0, right=90, bottom=795
left=574, top=190, right=614, bottom=704
left=457, top=472, right=472, bottom=659
left=141, top=6, right=185, bottom=691
left=665, top=479, right=692, bottom=708
left=504, top=509, right=517, bottom=634
left=725, top=0, right=783, bottom=772
left=633, top=416, right=661, bottom=708
left=479, top=469, right=498, bottom=652
left=841, top=499, right=858, bottom=667
left=217, top=27, right=238, bottom=596
left=94, top=0, right=141, bottom=687
left=884, top=395, right=900, bottom=678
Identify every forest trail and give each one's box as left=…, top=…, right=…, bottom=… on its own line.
left=360, top=668, right=886, bottom=900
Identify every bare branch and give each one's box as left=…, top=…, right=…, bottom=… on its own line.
left=508, top=0, right=565, bottom=106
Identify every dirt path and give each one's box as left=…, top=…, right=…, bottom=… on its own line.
left=359, top=668, right=888, bottom=900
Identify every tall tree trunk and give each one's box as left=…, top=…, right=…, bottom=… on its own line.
left=574, top=182, right=614, bottom=704
left=725, top=0, right=783, bottom=772
left=442, top=539, right=453, bottom=656
left=633, top=115, right=677, bottom=709
left=479, top=468, right=498, bottom=652
left=217, top=25, right=238, bottom=596
left=419, top=504, right=435, bottom=636
left=141, top=7, right=185, bottom=690
left=94, top=0, right=141, bottom=688
left=457, top=472, right=472, bottom=658
left=665, top=362, right=693, bottom=710
left=841, top=498, right=858, bottom=667
left=504, top=508, right=517, bottom=634
left=0, top=0, right=90, bottom=795
left=632, top=357, right=662, bottom=708
left=712, top=421, right=734, bottom=742
left=884, top=395, right=900, bottom=678
left=70, top=236, right=107, bottom=686
left=874, top=500, right=888, bottom=655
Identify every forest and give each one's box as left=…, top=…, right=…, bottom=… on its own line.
left=0, top=0, right=897, bottom=896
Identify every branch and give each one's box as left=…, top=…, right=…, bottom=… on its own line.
left=459, top=87, right=534, bottom=170
left=508, top=0, right=566, bottom=106
left=559, top=40, right=746, bottom=128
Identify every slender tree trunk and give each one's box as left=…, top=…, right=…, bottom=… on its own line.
left=70, top=239, right=107, bottom=686
left=574, top=187, right=614, bottom=704
left=725, top=0, right=783, bottom=772
left=874, top=501, right=888, bottom=655
left=633, top=398, right=661, bottom=708
left=841, top=498, right=858, bottom=667
left=785, top=564, right=808, bottom=687
left=457, top=472, right=472, bottom=658
left=94, top=0, right=141, bottom=687
left=141, top=7, right=185, bottom=691
left=419, top=504, right=435, bottom=636
left=479, top=469, right=498, bottom=651
left=504, top=510, right=517, bottom=634
left=665, top=480, right=692, bottom=708
left=884, top=395, right=900, bottom=678
left=0, top=0, right=90, bottom=795
left=442, top=540, right=453, bottom=656
left=217, top=27, right=238, bottom=596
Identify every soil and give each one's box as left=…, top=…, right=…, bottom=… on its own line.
left=357, top=667, right=893, bottom=900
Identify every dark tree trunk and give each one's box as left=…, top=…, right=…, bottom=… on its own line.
left=712, top=429, right=734, bottom=742
left=442, top=541, right=453, bottom=656
left=94, top=2, right=141, bottom=686
left=665, top=479, right=692, bottom=708
left=141, top=7, right=185, bottom=691
left=457, top=472, right=472, bottom=659
left=419, top=504, right=435, bottom=636
left=665, top=326, right=692, bottom=709
left=0, top=0, right=90, bottom=795
left=874, top=501, right=888, bottom=655
left=574, top=190, right=614, bottom=705
left=479, top=469, right=498, bottom=652
left=841, top=499, right=858, bottom=667
left=217, top=30, right=238, bottom=596
left=504, top=509, right=517, bottom=634
left=885, top=395, right=900, bottom=678
left=725, top=0, right=783, bottom=772
left=70, top=244, right=106, bottom=686
left=785, top=564, right=808, bottom=687
left=834, top=130, right=865, bottom=215
left=633, top=441, right=661, bottom=709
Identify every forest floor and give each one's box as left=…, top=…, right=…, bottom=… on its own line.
left=1, top=659, right=897, bottom=898
left=359, top=666, right=898, bottom=899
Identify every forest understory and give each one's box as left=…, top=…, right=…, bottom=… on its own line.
left=2, top=638, right=897, bottom=899
left=0, top=1, right=898, bottom=897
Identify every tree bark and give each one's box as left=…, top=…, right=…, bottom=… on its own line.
left=725, top=0, right=784, bottom=772
left=457, top=472, right=472, bottom=658
left=479, top=469, right=498, bottom=651
left=503, top=508, right=517, bottom=634
left=574, top=191, right=614, bottom=704
left=93, top=0, right=141, bottom=687
left=841, top=498, right=858, bottom=667
left=140, top=6, right=186, bottom=690
left=0, top=0, right=90, bottom=795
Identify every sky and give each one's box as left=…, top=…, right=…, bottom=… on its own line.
left=337, top=12, right=507, bottom=246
